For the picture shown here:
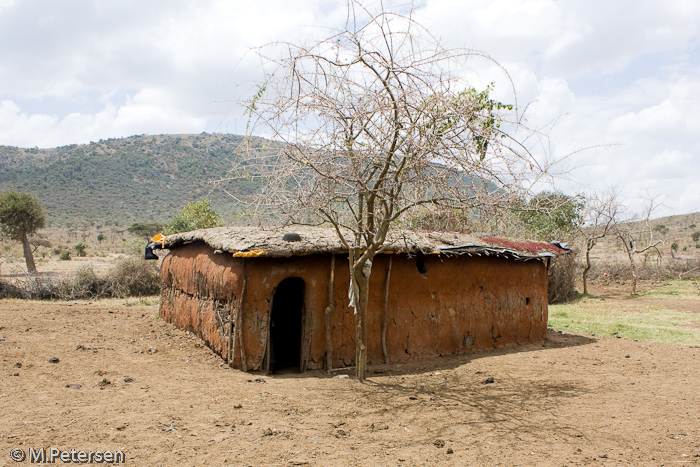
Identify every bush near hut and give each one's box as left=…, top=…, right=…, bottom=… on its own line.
left=548, top=253, right=576, bottom=304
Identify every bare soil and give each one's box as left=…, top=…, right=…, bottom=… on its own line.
left=1, top=297, right=699, bottom=466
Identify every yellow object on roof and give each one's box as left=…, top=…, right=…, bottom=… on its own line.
left=232, top=249, right=266, bottom=258
left=151, top=233, right=167, bottom=247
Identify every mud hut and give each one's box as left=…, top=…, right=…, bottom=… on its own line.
left=150, top=227, right=568, bottom=373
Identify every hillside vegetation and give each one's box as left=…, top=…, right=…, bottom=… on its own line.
left=0, top=134, right=273, bottom=228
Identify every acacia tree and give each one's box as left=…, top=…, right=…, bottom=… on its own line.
left=615, top=197, right=663, bottom=296
left=577, top=189, right=621, bottom=295
left=239, top=4, right=545, bottom=381
left=0, top=190, right=46, bottom=274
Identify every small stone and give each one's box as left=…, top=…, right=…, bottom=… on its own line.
left=481, top=376, right=495, bottom=384
left=49, top=357, right=60, bottom=363
left=433, top=439, right=445, bottom=448
left=408, top=396, right=418, bottom=400
left=288, top=459, right=309, bottom=466
left=598, top=453, right=608, bottom=459
left=66, top=383, right=83, bottom=389
left=124, top=377, right=134, bottom=383
left=446, top=448, right=454, bottom=454
left=14, top=362, right=22, bottom=368
left=241, top=421, right=252, bottom=426
left=333, top=374, right=349, bottom=379
left=263, top=428, right=274, bottom=436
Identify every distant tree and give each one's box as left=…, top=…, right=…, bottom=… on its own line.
left=127, top=222, right=166, bottom=239
left=615, top=197, right=664, bottom=296
left=652, top=224, right=669, bottom=235
left=74, top=241, right=88, bottom=257
left=519, top=191, right=584, bottom=242
left=163, top=200, right=221, bottom=235
left=0, top=190, right=46, bottom=273
left=97, top=233, right=105, bottom=243
left=692, top=231, right=700, bottom=242
left=576, top=189, right=621, bottom=295
left=670, top=242, right=679, bottom=258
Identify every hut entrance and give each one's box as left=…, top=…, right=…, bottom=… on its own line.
left=269, top=277, right=305, bottom=373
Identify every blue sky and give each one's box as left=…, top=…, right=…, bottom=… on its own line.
left=1, top=0, right=698, bottom=216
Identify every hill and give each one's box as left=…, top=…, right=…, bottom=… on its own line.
left=0, top=134, right=273, bottom=228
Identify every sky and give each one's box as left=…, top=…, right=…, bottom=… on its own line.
left=0, top=0, right=698, bottom=217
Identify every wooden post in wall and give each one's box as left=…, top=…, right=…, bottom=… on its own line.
left=325, top=254, right=336, bottom=372
left=237, top=259, right=248, bottom=372
left=381, top=255, right=392, bottom=365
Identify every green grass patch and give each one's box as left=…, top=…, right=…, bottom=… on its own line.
left=640, top=280, right=700, bottom=300
left=549, top=288, right=700, bottom=346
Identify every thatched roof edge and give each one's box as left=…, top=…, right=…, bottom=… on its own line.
left=151, top=226, right=569, bottom=260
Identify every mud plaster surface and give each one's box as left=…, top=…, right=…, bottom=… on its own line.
left=160, top=244, right=549, bottom=371
left=1, top=298, right=699, bottom=466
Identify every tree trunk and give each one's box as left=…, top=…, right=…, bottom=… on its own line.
left=21, top=234, right=37, bottom=274
left=350, top=255, right=371, bottom=382
left=625, top=248, right=637, bottom=296
left=582, top=243, right=592, bottom=295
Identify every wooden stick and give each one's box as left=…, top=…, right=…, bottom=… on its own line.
left=325, top=254, right=335, bottom=372
left=227, top=302, right=234, bottom=366
left=229, top=302, right=236, bottom=368
left=381, top=255, right=392, bottom=365
left=237, top=259, right=248, bottom=372
left=261, top=291, right=275, bottom=373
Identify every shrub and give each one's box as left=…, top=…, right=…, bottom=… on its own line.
left=74, top=241, right=88, bottom=257
left=548, top=253, right=576, bottom=304
left=0, top=279, right=27, bottom=299
left=0, top=259, right=161, bottom=300
left=163, top=199, right=221, bottom=235
left=653, top=224, right=669, bottom=235
left=59, top=250, right=71, bottom=261
left=106, top=257, right=160, bottom=298
left=692, top=231, right=700, bottom=242
left=69, top=266, right=109, bottom=298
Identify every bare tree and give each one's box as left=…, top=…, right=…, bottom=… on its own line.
left=235, top=2, right=547, bottom=381
left=577, top=189, right=622, bottom=295
left=615, top=197, right=664, bottom=296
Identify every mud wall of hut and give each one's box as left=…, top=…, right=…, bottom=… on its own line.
left=159, top=242, right=548, bottom=371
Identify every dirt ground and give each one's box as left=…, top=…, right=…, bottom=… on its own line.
left=1, top=296, right=699, bottom=467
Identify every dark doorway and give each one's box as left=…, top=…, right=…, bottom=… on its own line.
left=269, top=277, right=305, bottom=373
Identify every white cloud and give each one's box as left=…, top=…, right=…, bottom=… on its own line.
left=0, top=0, right=698, bottom=215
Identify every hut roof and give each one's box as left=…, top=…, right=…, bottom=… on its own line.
left=152, top=226, right=569, bottom=261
